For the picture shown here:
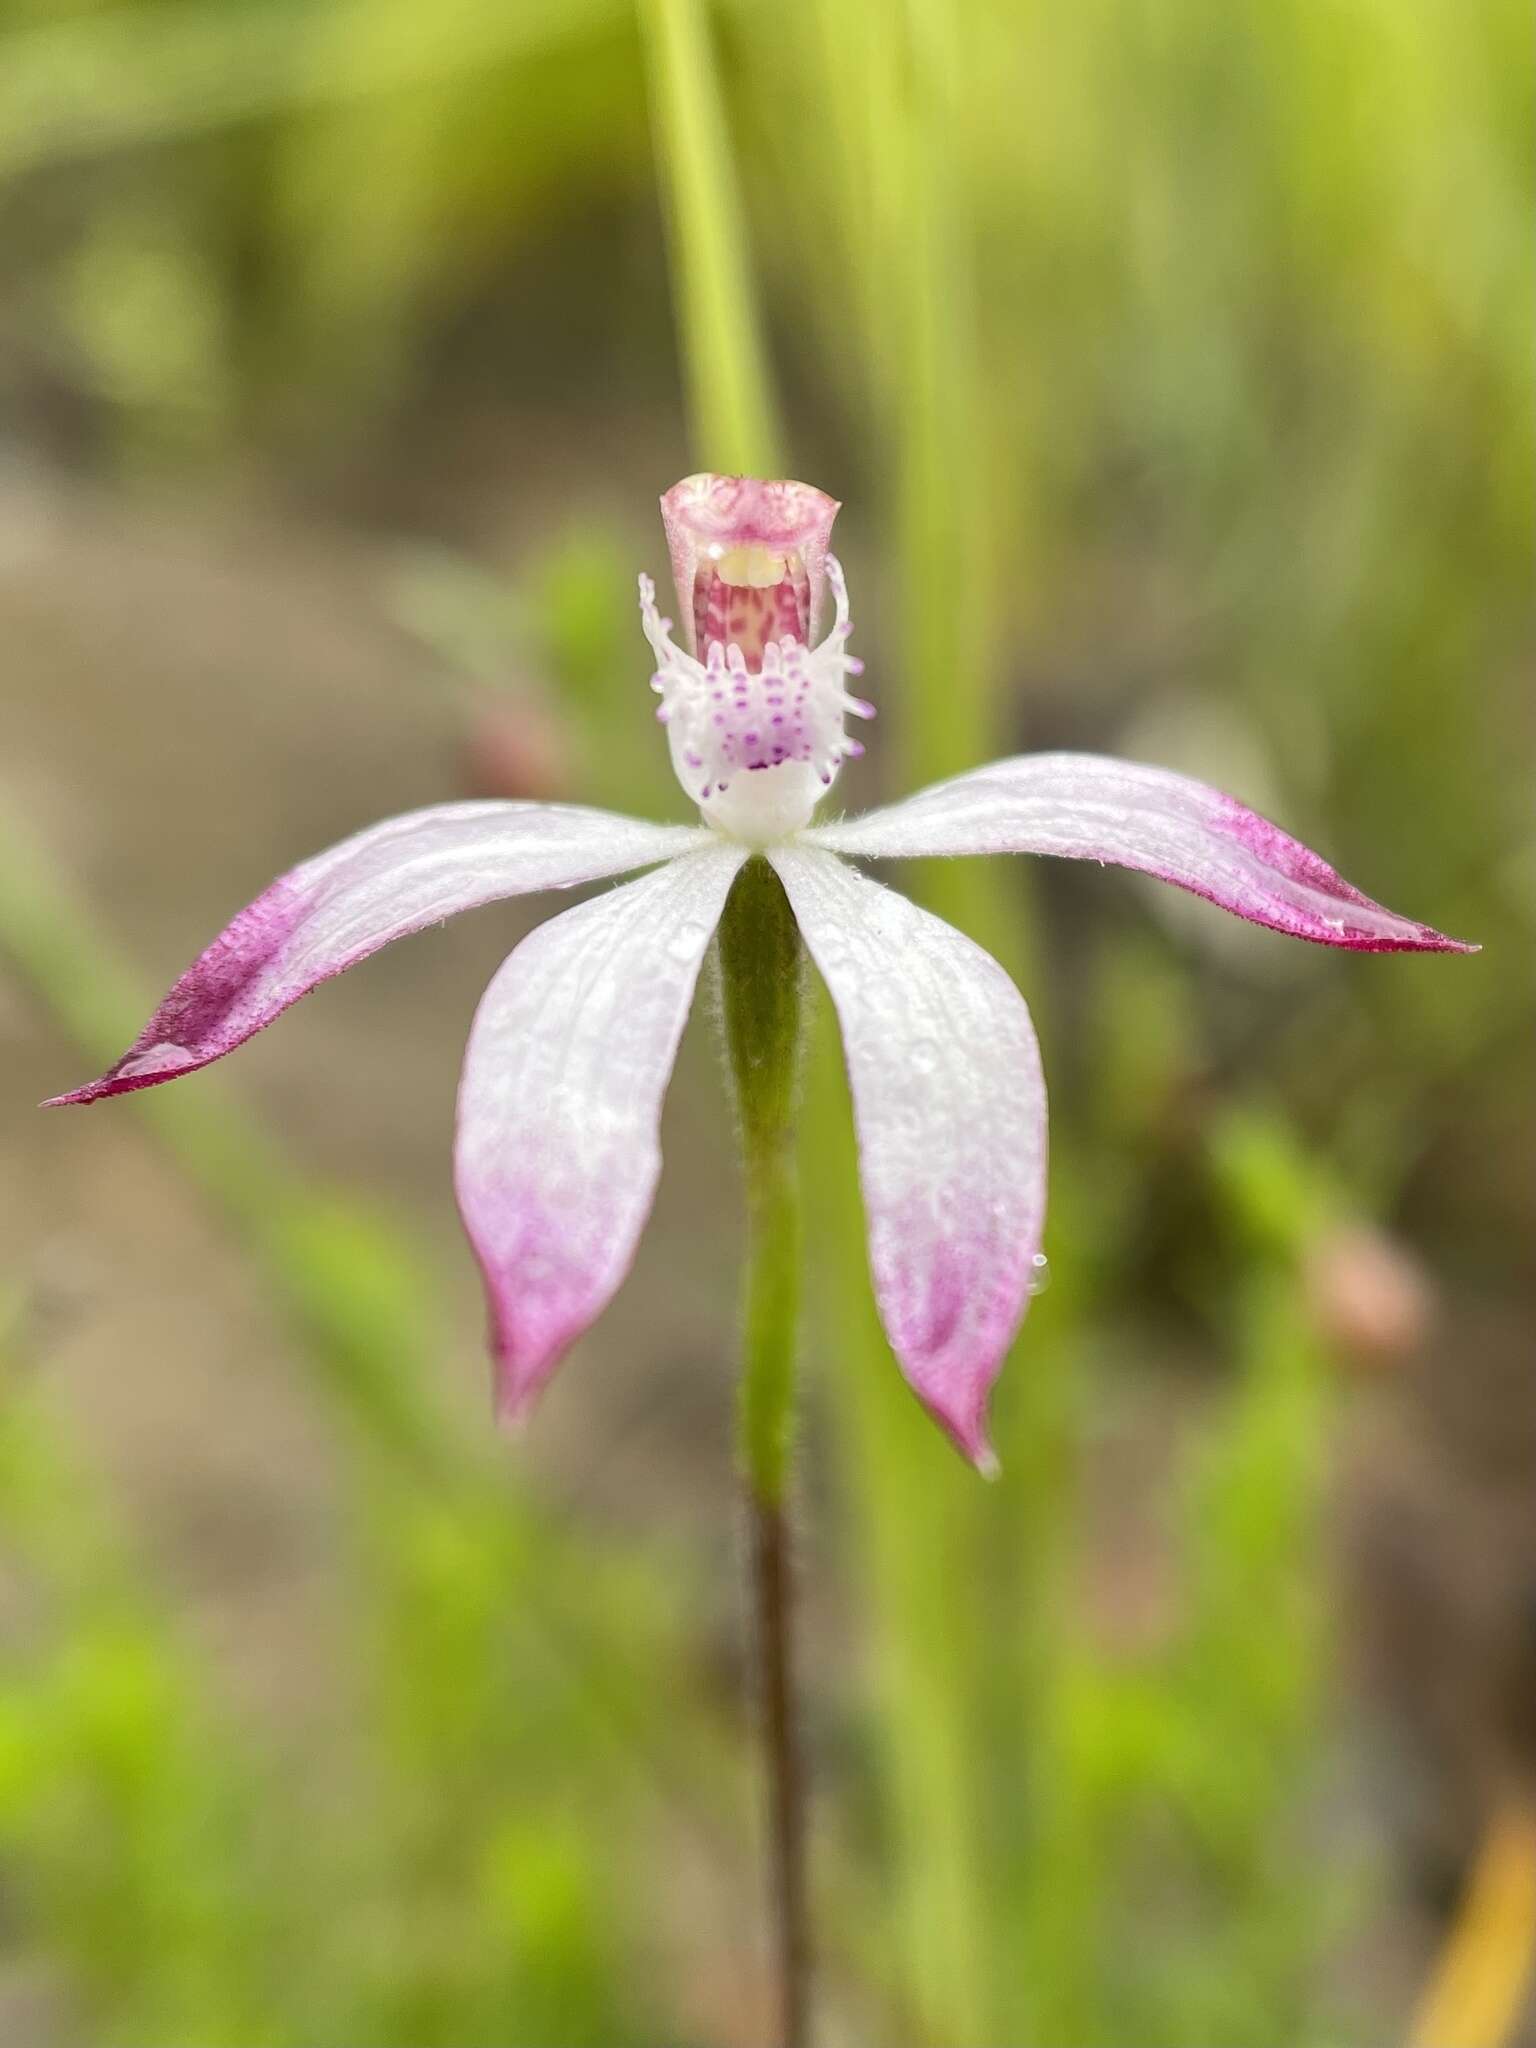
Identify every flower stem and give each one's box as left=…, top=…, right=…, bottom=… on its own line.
left=717, top=856, right=811, bottom=2048
left=747, top=1490, right=808, bottom=2048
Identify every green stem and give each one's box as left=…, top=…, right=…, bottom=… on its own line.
left=718, top=859, right=805, bottom=1502
left=717, top=856, right=810, bottom=2046
left=719, top=858, right=805, bottom=1502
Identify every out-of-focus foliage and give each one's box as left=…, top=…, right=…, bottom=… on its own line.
left=0, top=0, right=1528, bottom=2041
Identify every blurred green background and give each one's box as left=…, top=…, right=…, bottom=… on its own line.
left=0, top=0, right=1530, bottom=2042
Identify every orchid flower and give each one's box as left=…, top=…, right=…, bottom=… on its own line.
left=48, top=474, right=1472, bottom=1467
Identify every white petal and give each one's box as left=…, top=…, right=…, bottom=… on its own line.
left=769, top=844, right=1047, bottom=1467
left=803, top=753, right=1471, bottom=951
left=455, top=840, right=747, bottom=1416
left=48, top=802, right=712, bottom=1104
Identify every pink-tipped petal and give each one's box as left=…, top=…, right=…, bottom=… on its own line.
left=454, top=840, right=746, bottom=1418
left=769, top=845, right=1047, bottom=1467
left=45, top=804, right=711, bottom=1105
left=805, top=753, right=1475, bottom=952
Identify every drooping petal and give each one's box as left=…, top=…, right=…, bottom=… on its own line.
left=804, top=753, right=1474, bottom=952
left=455, top=839, right=747, bottom=1419
left=46, top=804, right=712, bottom=1105
left=769, top=844, right=1047, bottom=1468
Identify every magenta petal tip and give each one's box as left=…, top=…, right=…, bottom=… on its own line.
left=956, top=1423, right=1002, bottom=1480
left=486, top=1309, right=580, bottom=1433
left=1303, top=915, right=1480, bottom=956
left=492, top=1369, right=543, bottom=1437
left=41, top=1067, right=184, bottom=1109
left=922, top=1388, right=1002, bottom=1476
left=481, top=1301, right=584, bottom=1432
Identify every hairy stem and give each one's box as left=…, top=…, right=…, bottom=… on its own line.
left=718, top=856, right=810, bottom=2047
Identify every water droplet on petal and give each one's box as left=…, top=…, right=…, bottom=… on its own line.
left=1029, top=1251, right=1051, bottom=1295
